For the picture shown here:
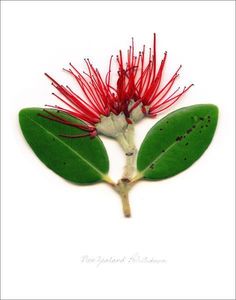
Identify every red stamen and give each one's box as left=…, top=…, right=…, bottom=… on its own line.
left=59, top=133, right=93, bottom=138
left=43, top=34, right=192, bottom=139
left=38, top=110, right=95, bottom=132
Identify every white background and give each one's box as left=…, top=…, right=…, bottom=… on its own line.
left=1, top=1, right=235, bottom=299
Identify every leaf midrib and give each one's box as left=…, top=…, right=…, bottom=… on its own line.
left=25, top=115, right=106, bottom=179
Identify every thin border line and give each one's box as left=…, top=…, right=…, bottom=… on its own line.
left=0, top=0, right=235, bottom=300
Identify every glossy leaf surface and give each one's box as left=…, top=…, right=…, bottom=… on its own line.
left=19, top=108, right=109, bottom=184
left=137, top=104, right=218, bottom=180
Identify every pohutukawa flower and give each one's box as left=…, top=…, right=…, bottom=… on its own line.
left=19, top=33, right=218, bottom=218
left=42, top=33, right=193, bottom=139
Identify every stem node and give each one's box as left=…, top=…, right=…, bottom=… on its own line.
left=116, top=179, right=131, bottom=218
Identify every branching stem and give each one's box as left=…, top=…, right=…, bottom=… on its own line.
left=116, top=124, right=137, bottom=180
left=115, top=179, right=131, bottom=217
left=114, top=124, right=138, bottom=217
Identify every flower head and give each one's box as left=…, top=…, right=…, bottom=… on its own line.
left=115, top=34, right=193, bottom=121
left=42, top=34, right=192, bottom=138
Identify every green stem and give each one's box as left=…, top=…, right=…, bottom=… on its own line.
left=115, top=179, right=131, bottom=217
left=114, top=124, right=138, bottom=217
left=116, top=124, right=137, bottom=180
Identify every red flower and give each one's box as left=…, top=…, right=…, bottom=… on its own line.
left=116, top=34, right=193, bottom=118
left=42, top=34, right=192, bottom=138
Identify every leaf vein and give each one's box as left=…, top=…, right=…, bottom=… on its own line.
left=25, top=115, right=106, bottom=179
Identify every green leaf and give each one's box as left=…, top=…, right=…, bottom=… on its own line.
left=137, top=104, right=218, bottom=180
left=19, top=108, right=110, bottom=184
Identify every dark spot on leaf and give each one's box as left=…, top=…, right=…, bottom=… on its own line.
left=199, top=130, right=202, bottom=133
left=208, top=120, right=211, bottom=123
left=166, top=121, right=169, bottom=124
left=185, top=143, right=189, bottom=146
left=184, top=158, right=187, bottom=161
left=205, top=124, right=208, bottom=127
left=183, top=135, right=186, bottom=139
left=208, top=115, right=210, bottom=118
left=150, top=164, right=155, bottom=169
left=162, top=150, right=165, bottom=153
left=201, top=126, right=204, bottom=128
left=160, top=128, right=163, bottom=131
left=176, top=136, right=183, bottom=141
left=63, top=162, right=66, bottom=165
left=192, top=125, right=196, bottom=128
left=52, top=138, right=55, bottom=141
left=200, top=117, right=204, bottom=121
left=187, top=128, right=192, bottom=134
